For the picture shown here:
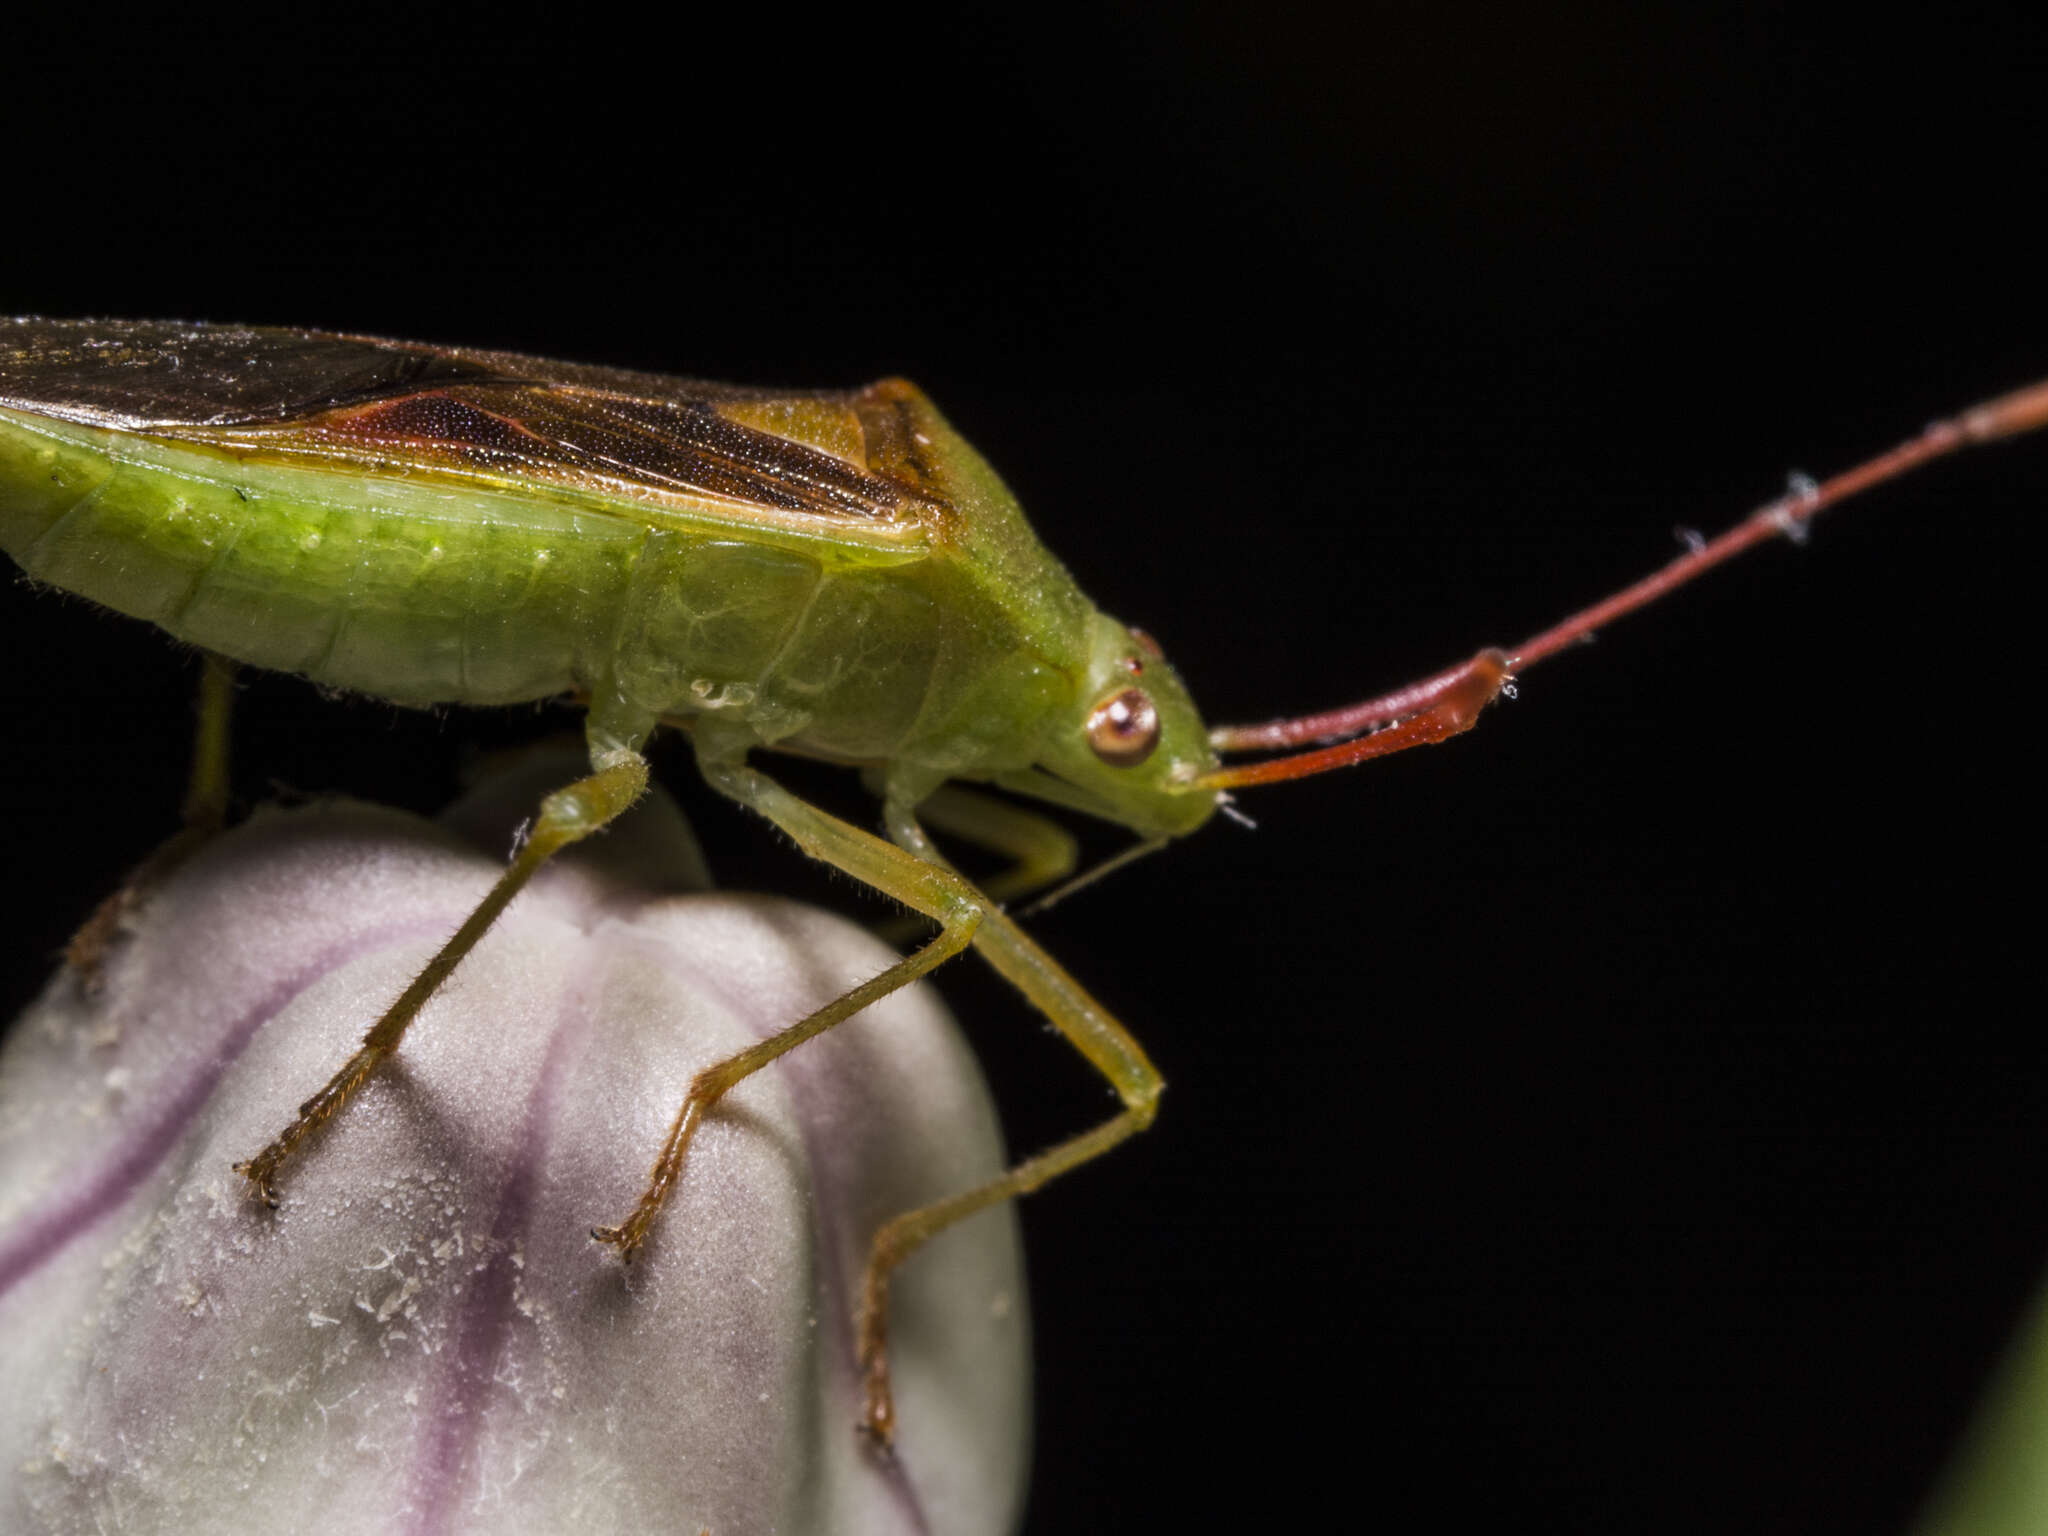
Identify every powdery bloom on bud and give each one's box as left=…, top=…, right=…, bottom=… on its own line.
left=0, top=754, right=1028, bottom=1535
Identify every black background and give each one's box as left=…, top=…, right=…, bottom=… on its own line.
left=4, top=8, right=2044, bottom=1532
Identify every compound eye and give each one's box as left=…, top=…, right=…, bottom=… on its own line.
left=1086, top=687, right=1161, bottom=767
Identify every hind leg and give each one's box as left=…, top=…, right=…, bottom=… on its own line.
left=66, top=652, right=236, bottom=985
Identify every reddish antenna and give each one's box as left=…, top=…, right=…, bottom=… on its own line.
left=1200, top=377, right=2048, bottom=791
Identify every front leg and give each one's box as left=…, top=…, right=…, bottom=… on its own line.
left=869, top=781, right=1080, bottom=946
left=851, top=800, right=1164, bottom=1445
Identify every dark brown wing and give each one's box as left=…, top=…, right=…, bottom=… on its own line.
left=0, top=318, right=943, bottom=531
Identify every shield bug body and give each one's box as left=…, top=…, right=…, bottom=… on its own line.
left=1, top=318, right=2043, bottom=1445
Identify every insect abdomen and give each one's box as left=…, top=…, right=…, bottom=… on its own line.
left=0, top=412, right=638, bottom=706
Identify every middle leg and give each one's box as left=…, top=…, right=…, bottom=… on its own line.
left=234, top=750, right=649, bottom=1204
left=590, top=752, right=989, bottom=1258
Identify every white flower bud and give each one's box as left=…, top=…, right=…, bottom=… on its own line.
left=0, top=755, right=1028, bottom=1535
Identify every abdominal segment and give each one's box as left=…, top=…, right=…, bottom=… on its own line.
left=0, top=413, right=638, bottom=707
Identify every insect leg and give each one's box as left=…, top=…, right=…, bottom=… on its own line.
left=180, top=649, right=237, bottom=833
left=66, top=652, right=238, bottom=982
left=907, top=783, right=1080, bottom=907
left=854, top=802, right=1163, bottom=1445
left=870, top=783, right=1080, bottom=946
left=589, top=754, right=988, bottom=1259
left=232, top=750, right=649, bottom=1206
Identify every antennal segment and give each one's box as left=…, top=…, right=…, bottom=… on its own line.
left=1511, top=376, right=2048, bottom=673
left=1198, top=652, right=1509, bottom=790
left=1200, top=375, right=2048, bottom=792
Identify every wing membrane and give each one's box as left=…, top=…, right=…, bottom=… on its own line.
left=0, top=319, right=943, bottom=536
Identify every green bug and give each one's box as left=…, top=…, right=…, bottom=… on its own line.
left=2, top=318, right=2043, bottom=1445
